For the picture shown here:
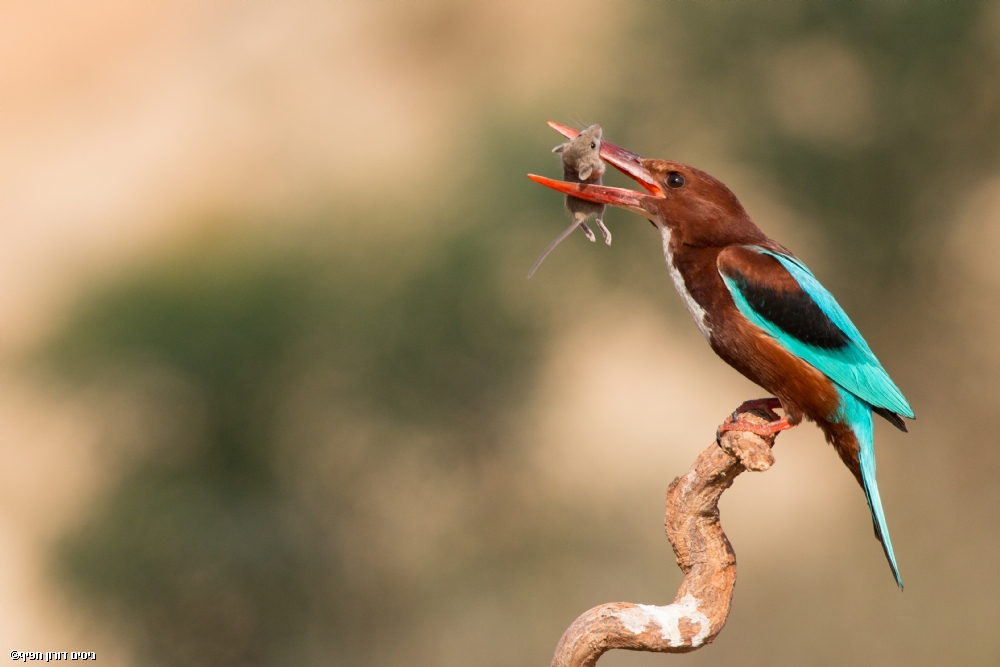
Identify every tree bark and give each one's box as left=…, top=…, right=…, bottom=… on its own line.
left=550, top=408, right=779, bottom=667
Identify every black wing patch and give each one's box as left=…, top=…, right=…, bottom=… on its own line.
left=729, top=269, right=850, bottom=350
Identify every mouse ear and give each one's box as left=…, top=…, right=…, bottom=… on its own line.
left=577, top=164, right=593, bottom=180
left=551, top=143, right=566, bottom=154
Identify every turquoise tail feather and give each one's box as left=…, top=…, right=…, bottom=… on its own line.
left=836, top=388, right=903, bottom=589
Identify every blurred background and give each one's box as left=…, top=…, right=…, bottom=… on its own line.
left=3, top=2, right=1000, bottom=665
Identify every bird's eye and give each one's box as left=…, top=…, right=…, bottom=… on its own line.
left=666, top=172, right=685, bottom=189
left=590, top=142, right=596, bottom=149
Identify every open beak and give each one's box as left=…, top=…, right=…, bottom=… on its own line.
left=527, top=121, right=664, bottom=221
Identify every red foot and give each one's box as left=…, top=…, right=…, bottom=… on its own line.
left=718, top=398, right=795, bottom=438
left=719, top=415, right=794, bottom=437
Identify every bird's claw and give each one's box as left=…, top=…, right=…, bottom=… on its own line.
left=717, top=398, right=792, bottom=440
left=730, top=398, right=783, bottom=422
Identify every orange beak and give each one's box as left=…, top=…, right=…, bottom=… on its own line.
left=527, top=121, right=664, bottom=220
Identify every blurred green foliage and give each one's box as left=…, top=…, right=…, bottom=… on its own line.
left=50, top=226, right=547, bottom=665
left=626, top=3, right=1000, bottom=280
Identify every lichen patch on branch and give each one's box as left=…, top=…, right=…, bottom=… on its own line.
left=616, top=595, right=712, bottom=647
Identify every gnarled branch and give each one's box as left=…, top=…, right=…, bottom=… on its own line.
left=551, top=408, right=779, bottom=667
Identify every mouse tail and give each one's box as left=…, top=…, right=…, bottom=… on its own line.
left=528, top=218, right=587, bottom=278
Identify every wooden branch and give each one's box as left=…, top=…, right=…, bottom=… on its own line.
left=550, top=408, right=780, bottom=667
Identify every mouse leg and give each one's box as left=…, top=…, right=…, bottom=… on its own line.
left=578, top=221, right=596, bottom=242
left=594, top=216, right=612, bottom=245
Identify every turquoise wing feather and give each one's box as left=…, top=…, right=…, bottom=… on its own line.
left=720, top=246, right=913, bottom=419
left=719, top=245, right=908, bottom=587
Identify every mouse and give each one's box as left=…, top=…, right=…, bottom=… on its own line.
left=528, top=124, right=611, bottom=278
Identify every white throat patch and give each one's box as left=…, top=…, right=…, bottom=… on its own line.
left=659, top=225, right=712, bottom=339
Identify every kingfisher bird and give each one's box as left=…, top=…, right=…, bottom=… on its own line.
left=529, top=122, right=913, bottom=589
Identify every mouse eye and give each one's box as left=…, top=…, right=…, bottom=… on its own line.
left=666, top=172, right=685, bottom=189
left=590, top=142, right=596, bottom=149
